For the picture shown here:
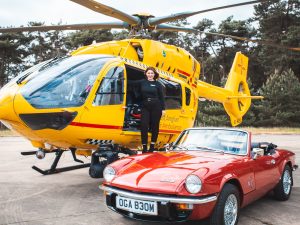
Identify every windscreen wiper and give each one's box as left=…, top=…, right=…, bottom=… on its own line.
left=172, top=145, right=188, bottom=151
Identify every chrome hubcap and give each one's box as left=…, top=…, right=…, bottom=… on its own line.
left=224, top=194, right=238, bottom=225
left=283, top=170, right=292, bottom=195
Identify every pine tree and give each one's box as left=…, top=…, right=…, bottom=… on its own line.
left=196, top=100, right=230, bottom=127
left=256, top=69, right=300, bottom=126
left=66, top=29, right=113, bottom=49
left=0, top=32, right=31, bottom=87
left=253, top=0, right=300, bottom=81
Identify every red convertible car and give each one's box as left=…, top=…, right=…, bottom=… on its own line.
left=100, top=128, right=298, bottom=225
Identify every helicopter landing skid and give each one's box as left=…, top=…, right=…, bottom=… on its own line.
left=32, top=163, right=91, bottom=175
left=22, top=149, right=90, bottom=175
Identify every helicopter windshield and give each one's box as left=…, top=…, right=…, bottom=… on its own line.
left=20, top=55, right=113, bottom=108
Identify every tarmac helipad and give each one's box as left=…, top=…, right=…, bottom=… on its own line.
left=0, top=134, right=299, bottom=225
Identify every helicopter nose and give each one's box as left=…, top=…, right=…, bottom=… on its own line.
left=0, top=92, right=13, bottom=120
left=0, top=84, right=18, bottom=121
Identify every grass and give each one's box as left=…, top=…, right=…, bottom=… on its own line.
left=242, top=127, right=300, bottom=134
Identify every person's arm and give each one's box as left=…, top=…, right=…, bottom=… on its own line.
left=157, top=82, right=166, bottom=110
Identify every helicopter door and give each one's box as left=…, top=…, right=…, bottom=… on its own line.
left=79, top=62, right=126, bottom=137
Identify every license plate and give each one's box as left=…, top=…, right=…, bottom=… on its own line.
left=116, top=195, right=158, bottom=215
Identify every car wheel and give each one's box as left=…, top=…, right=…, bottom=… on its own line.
left=210, top=183, right=240, bottom=225
left=274, top=165, right=292, bottom=201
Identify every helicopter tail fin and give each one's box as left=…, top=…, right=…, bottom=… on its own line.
left=197, top=52, right=263, bottom=126
left=223, top=52, right=252, bottom=126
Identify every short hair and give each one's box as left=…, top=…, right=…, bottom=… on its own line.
left=144, top=67, right=159, bottom=80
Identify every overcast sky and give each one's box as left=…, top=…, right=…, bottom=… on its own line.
left=0, top=0, right=257, bottom=29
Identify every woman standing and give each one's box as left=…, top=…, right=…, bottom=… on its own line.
left=133, top=67, right=165, bottom=153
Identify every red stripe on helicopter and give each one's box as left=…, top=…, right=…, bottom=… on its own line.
left=70, top=122, right=181, bottom=134
left=159, top=129, right=181, bottom=134
left=192, top=84, right=197, bottom=88
left=70, top=122, right=122, bottom=130
left=177, top=69, right=191, bottom=77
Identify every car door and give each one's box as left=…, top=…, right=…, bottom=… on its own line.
left=253, top=150, right=281, bottom=194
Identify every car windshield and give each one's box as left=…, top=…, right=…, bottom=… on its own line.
left=20, top=55, right=113, bottom=108
left=172, top=129, right=248, bottom=155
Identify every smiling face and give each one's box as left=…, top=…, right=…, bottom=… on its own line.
left=145, top=69, right=155, bottom=81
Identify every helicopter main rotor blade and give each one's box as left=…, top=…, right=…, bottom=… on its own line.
left=155, top=24, right=196, bottom=33
left=0, top=22, right=129, bottom=33
left=70, top=0, right=139, bottom=25
left=148, top=0, right=262, bottom=26
left=153, top=26, right=300, bottom=52
left=200, top=31, right=300, bottom=52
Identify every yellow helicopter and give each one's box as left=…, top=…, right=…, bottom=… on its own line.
left=0, top=0, right=281, bottom=178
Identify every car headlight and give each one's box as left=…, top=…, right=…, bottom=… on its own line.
left=103, top=166, right=116, bottom=182
left=185, top=174, right=202, bottom=194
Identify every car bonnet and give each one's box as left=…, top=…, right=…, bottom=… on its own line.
left=109, top=151, right=235, bottom=194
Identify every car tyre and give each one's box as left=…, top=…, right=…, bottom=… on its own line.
left=210, top=183, right=240, bottom=225
left=273, top=165, right=292, bottom=201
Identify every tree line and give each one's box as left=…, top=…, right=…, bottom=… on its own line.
left=0, top=0, right=299, bottom=128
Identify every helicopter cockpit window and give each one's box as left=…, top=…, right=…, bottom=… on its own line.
left=93, top=67, right=124, bottom=106
left=20, top=55, right=111, bottom=108
left=159, top=78, right=182, bottom=109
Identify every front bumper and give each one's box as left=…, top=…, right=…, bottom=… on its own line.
left=100, top=185, right=217, bottom=222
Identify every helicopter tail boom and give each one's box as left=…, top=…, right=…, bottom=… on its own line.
left=197, top=52, right=262, bottom=126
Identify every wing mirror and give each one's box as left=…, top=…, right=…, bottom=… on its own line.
left=252, top=148, right=264, bottom=160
